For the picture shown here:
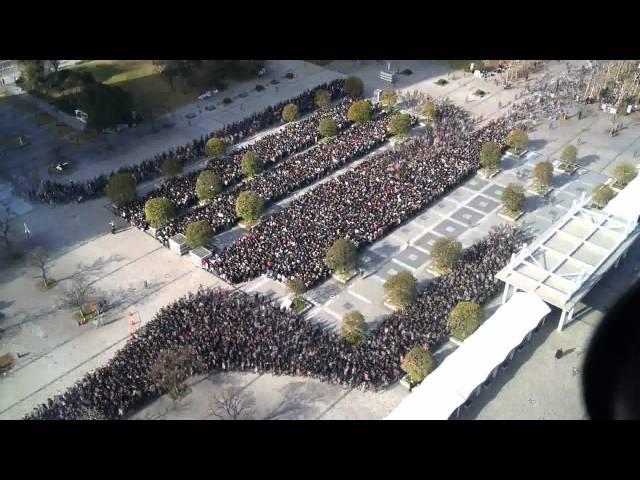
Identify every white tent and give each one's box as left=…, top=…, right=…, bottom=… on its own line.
left=385, top=293, right=550, bottom=420
left=603, top=172, right=640, bottom=224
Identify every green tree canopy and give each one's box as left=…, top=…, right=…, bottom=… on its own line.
left=560, top=144, right=578, bottom=168
left=235, top=191, right=264, bottom=224
left=106, top=173, right=136, bottom=207
left=144, top=197, right=175, bottom=228
left=480, top=142, right=502, bottom=172
left=314, top=89, right=331, bottom=109
left=240, top=151, right=263, bottom=178
left=347, top=100, right=372, bottom=122
left=533, top=161, right=553, bottom=191
left=380, top=89, right=397, bottom=111
left=613, top=162, right=637, bottom=188
left=401, top=345, right=434, bottom=385
left=431, top=236, right=462, bottom=273
left=420, top=100, right=437, bottom=123
left=205, top=137, right=226, bottom=157
left=502, top=183, right=526, bottom=214
left=384, top=271, right=418, bottom=307
left=506, top=129, right=529, bottom=154
left=82, top=83, right=134, bottom=131
left=282, top=103, right=299, bottom=123
left=286, top=277, right=306, bottom=297
left=318, top=117, right=338, bottom=138
left=325, top=238, right=358, bottom=275
left=196, top=170, right=222, bottom=201
left=388, top=113, right=412, bottom=137
left=591, top=184, right=615, bottom=209
left=185, top=220, right=214, bottom=249
left=161, top=157, right=183, bottom=178
left=343, top=76, right=364, bottom=98
left=341, top=310, right=368, bottom=345
left=448, top=301, right=482, bottom=340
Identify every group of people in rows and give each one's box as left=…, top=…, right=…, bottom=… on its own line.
left=31, top=79, right=346, bottom=205
left=204, top=101, right=517, bottom=288
left=115, top=97, right=364, bottom=237
left=152, top=108, right=394, bottom=247
left=27, top=225, right=525, bottom=420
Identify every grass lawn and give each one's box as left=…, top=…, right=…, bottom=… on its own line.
left=49, top=122, right=74, bottom=139
left=437, top=60, right=478, bottom=71
left=34, top=112, right=55, bottom=126
left=69, top=60, right=200, bottom=112
left=0, top=135, right=23, bottom=149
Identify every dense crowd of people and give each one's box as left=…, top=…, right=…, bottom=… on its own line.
left=150, top=110, right=396, bottom=246
left=26, top=225, right=525, bottom=420
left=205, top=101, right=517, bottom=287
left=33, top=79, right=346, bottom=204
left=115, top=98, right=362, bottom=233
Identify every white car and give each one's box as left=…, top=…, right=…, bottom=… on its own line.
left=198, top=90, right=219, bottom=100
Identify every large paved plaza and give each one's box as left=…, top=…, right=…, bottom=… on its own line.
left=1, top=60, right=639, bottom=420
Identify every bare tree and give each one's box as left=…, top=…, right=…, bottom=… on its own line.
left=0, top=202, right=11, bottom=249
left=30, top=247, right=51, bottom=287
left=60, top=275, right=95, bottom=315
left=209, top=387, right=256, bottom=420
left=148, top=346, right=200, bottom=398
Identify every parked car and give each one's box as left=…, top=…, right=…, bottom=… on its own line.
left=48, top=162, right=72, bottom=175
left=198, top=89, right=219, bottom=100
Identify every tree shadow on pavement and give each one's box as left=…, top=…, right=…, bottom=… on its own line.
left=262, top=381, right=329, bottom=420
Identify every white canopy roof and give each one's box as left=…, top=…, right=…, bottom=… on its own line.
left=603, top=172, right=640, bottom=223
left=385, top=293, right=550, bottom=420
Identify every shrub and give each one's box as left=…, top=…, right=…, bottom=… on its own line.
left=106, top=173, right=136, bottom=207
left=474, top=89, right=486, bottom=96
left=325, top=238, right=358, bottom=276
left=205, top=137, right=225, bottom=157
left=384, top=271, right=417, bottom=307
left=185, top=220, right=213, bottom=249
left=533, top=161, right=553, bottom=191
left=240, top=151, right=263, bottom=178
left=502, top=184, right=526, bottom=214
left=314, top=89, right=331, bottom=109
left=347, top=100, right=371, bottom=122
left=144, top=197, right=175, bottom=228
left=290, top=296, right=307, bottom=313
left=613, top=162, right=637, bottom=188
left=161, top=157, right=182, bottom=178
left=341, top=311, right=367, bottom=345
left=380, top=89, right=397, bottom=111
left=344, top=76, right=364, bottom=98
left=286, top=277, right=306, bottom=297
left=448, top=301, right=482, bottom=340
left=284, top=72, right=294, bottom=80
left=388, top=113, right=411, bottom=137
left=431, top=236, right=461, bottom=273
left=480, top=142, right=501, bottom=172
left=401, top=345, right=434, bottom=385
left=560, top=144, right=578, bottom=169
left=506, top=129, right=529, bottom=155
left=235, top=191, right=264, bottom=224
left=282, top=103, right=298, bottom=123
left=420, top=101, right=437, bottom=124
left=435, top=78, right=448, bottom=86
left=318, top=117, right=337, bottom=138
left=195, top=170, right=222, bottom=201
left=591, top=184, right=615, bottom=209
